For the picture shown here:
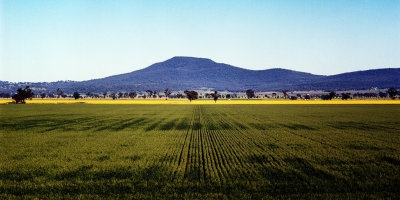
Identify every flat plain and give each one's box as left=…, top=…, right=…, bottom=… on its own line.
left=1, top=104, right=400, bottom=199
left=2, top=98, right=400, bottom=105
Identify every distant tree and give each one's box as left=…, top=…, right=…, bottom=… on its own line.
left=387, top=88, right=398, bottom=99
left=304, top=94, right=311, bottom=100
left=290, top=96, right=298, bottom=100
left=322, top=91, right=336, bottom=100
left=164, top=88, right=172, bottom=100
left=341, top=93, right=351, bottom=100
left=56, top=88, right=64, bottom=98
left=226, top=94, right=231, bottom=99
left=103, top=92, right=107, bottom=98
left=40, top=93, right=46, bottom=99
left=176, top=93, right=184, bottom=99
left=329, top=91, right=336, bottom=99
left=282, top=90, right=289, bottom=99
left=146, top=90, right=153, bottom=98
left=210, top=91, right=220, bottom=103
left=73, top=92, right=80, bottom=100
left=12, top=86, right=34, bottom=104
left=153, top=90, right=159, bottom=98
left=129, top=91, right=137, bottom=99
left=118, top=92, right=123, bottom=99
left=184, top=90, right=198, bottom=102
left=367, top=93, right=378, bottom=98
left=379, top=92, right=387, bottom=98
left=110, top=93, right=116, bottom=100
left=321, top=94, right=331, bottom=100
left=246, top=89, right=255, bottom=99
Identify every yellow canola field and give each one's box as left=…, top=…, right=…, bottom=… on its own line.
left=1, top=98, right=400, bottom=105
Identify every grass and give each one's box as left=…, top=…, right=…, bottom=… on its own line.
left=1, top=104, right=400, bottom=199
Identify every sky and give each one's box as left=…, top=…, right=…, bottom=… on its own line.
left=1, top=0, right=399, bottom=82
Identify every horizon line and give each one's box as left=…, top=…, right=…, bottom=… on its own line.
left=1, top=56, right=399, bottom=83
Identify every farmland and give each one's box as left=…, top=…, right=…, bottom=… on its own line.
left=1, top=104, right=400, bottom=199
left=1, top=98, right=400, bottom=105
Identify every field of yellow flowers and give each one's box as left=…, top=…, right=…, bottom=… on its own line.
left=1, top=98, right=400, bottom=105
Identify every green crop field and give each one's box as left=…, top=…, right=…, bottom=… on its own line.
left=1, top=104, right=400, bottom=199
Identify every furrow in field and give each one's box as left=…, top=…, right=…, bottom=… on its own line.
left=190, top=116, right=202, bottom=181
left=202, top=127, right=224, bottom=183
left=203, top=113, right=250, bottom=178
left=236, top=113, right=317, bottom=151
left=208, top=117, right=246, bottom=181
left=206, top=128, right=231, bottom=181
left=199, top=109, right=229, bottom=182
left=202, top=108, right=256, bottom=180
left=212, top=111, right=287, bottom=177
left=174, top=107, right=195, bottom=180
left=201, top=114, right=236, bottom=178
left=184, top=117, right=194, bottom=178
left=166, top=118, right=190, bottom=180
left=173, top=117, right=191, bottom=161
left=199, top=106, right=206, bottom=181
left=160, top=131, right=184, bottom=180
left=246, top=109, right=396, bottom=161
left=196, top=107, right=202, bottom=181
left=212, top=128, right=260, bottom=180
left=185, top=106, right=204, bottom=181
left=213, top=129, right=253, bottom=180
left=230, top=112, right=350, bottom=175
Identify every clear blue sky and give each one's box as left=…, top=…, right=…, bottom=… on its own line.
left=1, top=0, right=399, bottom=82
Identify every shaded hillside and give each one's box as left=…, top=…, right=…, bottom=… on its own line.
left=82, top=57, right=322, bottom=92
left=0, top=57, right=399, bottom=94
left=309, top=68, right=400, bottom=90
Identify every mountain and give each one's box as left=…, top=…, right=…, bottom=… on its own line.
left=1, top=56, right=399, bottom=94
left=82, top=57, right=323, bottom=92
left=297, top=68, right=400, bottom=91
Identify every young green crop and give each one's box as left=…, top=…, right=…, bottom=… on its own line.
left=1, top=104, right=400, bottom=199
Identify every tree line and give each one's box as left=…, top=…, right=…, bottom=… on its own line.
left=7, top=86, right=400, bottom=104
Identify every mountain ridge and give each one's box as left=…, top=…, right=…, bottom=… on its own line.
left=0, top=56, right=399, bottom=94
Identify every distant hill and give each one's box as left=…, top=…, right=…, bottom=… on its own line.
left=0, top=56, right=399, bottom=94
left=307, top=68, right=400, bottom=91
